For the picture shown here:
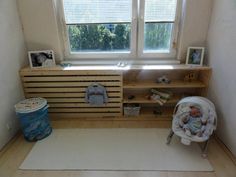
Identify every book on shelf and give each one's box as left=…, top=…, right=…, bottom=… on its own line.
left=151, top=89, right=173, bottom=100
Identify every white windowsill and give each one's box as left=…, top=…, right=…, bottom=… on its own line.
left=56, top=64, right=209, bottom=71
left=61, top=59, right=181, bottom=66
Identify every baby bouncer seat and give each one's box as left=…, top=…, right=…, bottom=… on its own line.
left=166, top=97, right=217, bottom=157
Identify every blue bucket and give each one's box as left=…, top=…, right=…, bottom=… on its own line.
left=15, top=98, right=52, bottom=142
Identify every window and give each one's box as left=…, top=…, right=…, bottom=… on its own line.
left=142, top=0, right=178, bottom=54
left=60, top=0, right=181, bottom=60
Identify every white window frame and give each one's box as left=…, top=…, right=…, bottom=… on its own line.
left=58, top=0, right=137, bottom=60
left=58, top=0, right=182, bottom=61
left=138, top=0, right=182, bottom=59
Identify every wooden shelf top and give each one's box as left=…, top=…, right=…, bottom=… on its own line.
left=123, top=80, right=206, bottom=89
left=21, top=64, right=211, bottom=72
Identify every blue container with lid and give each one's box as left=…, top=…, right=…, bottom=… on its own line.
left=15, top=98, right=52, bottom=141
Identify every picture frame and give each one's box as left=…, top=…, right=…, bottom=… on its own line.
left=186, top=47, right=205, bottom=66
left=28, top=50, right=56, bottom=68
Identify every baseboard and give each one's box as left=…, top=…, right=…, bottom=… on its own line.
left=0, top=131, right=21, bottom=158
left=214, top=135, right=236, bottom=165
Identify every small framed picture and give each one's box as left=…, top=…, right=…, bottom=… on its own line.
left=186, top=47, right=205, bottom=66
left=28, top=50, right=56, bottom=68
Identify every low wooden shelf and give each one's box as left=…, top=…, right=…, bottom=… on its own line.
left=20, top=65, right=212, bottom=128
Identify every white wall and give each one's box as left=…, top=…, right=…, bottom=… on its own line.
left=4, top=0, right=236, bottom=156
left=0, top=0, right=26, bottom=150
left=18, top=0, right=63, bottom=61
left=17, top=0, right=212, bottom=62
left=207, top=0, right=236, bottom=156
left=178, top=0, right=213, bottom=61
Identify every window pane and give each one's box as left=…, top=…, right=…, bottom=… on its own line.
left=145, top=0, right=177, bottom=22
left=144, top=23, right=173, bottom=51
left=63, top=0, right=132, bottom=24
left=144, top=0, right=177, bottom=52
left=68, top=24, right=131, bottom=52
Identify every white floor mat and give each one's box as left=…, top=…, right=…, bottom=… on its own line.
left=20, top=129, right=213, bottom=171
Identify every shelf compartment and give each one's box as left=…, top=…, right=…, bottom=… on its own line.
left=123, top=94, right=181, bottom=104
left=123, top=80, right=206, bottom=89
left=123, top=107, right=173, bottom=121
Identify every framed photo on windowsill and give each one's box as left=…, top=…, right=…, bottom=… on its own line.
left=28, top=50, right=56, bottom=68
left=186, top=47, right=205, bottom=66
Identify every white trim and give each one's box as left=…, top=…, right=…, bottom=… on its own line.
left=176, top=0, right=186, bottom=61
left=137, top=0, right=145, bottom=58
left=56, top=0, right=69, bottom=58
left=57, top=0, right=182, bottom=62
left=174, top=0, right=183, bottom=50
left=61, top=58, right=180, bottom=66
left=138, top=0, right=182, bottom=59
left=130, top=0, right=138, bottom=58
left=58, top=0, right=136, bottom=60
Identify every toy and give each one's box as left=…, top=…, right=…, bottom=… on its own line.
left=157, top=76, right=171, bottom=84
left=184, top=72, right=198, bottom=82
left=180, top=106, right=207, bottom=137
left=60, top=62, right=72, bottom=67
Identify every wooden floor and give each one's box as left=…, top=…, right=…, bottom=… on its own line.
left=0, top=129, right=236, bottom=177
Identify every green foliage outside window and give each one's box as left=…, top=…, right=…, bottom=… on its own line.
left=68, top=24, right=131, bottom=52
left=144, top=23, right=173, bottom=51
left=68, top=23, right=173, bottom=52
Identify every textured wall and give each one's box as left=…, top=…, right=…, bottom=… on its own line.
left=18, top=0, right=63, bottom=61
left=0, top=0, right=26, bottom=150
left=177, top=0, right=213, bottom=62
left=207, top=0, right=236, bottom=156
left=18, top=0, right=213, bottom=62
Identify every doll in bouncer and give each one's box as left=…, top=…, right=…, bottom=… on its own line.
left=179, top=105, right=207, bottom=137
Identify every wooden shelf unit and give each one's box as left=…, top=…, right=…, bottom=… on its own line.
left=122, top=66, right=211, bottom=122
left=20, top=65, right=211, bottom=127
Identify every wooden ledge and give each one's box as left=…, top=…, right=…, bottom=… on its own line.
left=20, top=64, right=212, bottom=72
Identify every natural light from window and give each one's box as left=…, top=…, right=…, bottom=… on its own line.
left=144, top=0, right=177, bottom=52
left=63, top=0, right=132, bottom=53
left=61, top=0, right=179, bottom=59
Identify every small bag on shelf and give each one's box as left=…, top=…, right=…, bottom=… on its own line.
left=124, top=104, right=141, bottom=117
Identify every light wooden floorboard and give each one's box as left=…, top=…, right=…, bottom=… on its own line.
left=0, top=131, right=235, bottom=177
left=215, top=136, right=236, bottom=166
left=13, top=171, right=216, bottom=177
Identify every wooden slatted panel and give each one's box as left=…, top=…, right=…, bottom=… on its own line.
left=49, top=108, right=121, bottom=113
left=22, top=76, right=121, bottom=82
left=21, top=68, right=123, bottom=118
left=49, top=113, right=121, bottom=118
left=20, top=68, right=122, bottom=76
left=25, top=92, right=121, bottom=98
left=46, top=98, right=121, bottom=103
left=24, top=87, right=121, bottom=93
left=24, top=82, right=121, bottom=87
left=49, top=103, right=121, bottom=108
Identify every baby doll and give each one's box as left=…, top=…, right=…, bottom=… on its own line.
left=180, top=106, right=207, bottom=137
